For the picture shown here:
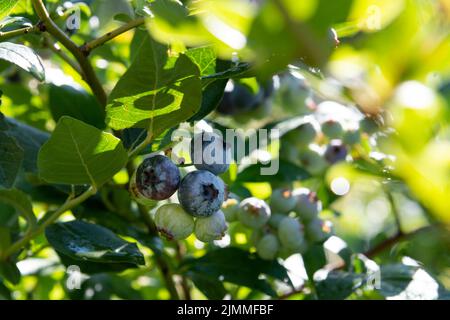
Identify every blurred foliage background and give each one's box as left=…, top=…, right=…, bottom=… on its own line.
left=0, top=0, right=449, bottom=300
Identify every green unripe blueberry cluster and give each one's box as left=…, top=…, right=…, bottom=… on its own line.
left=129, top=131, right=232, bottom=243
left=223, top=187, right=332, bottom=261
left=279, top=116, right=368, bottom=176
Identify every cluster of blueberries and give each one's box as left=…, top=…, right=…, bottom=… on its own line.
left=129, top=132, right=231, bottom=242
left=281, top=117, right=362, bottom=175
left=222, top=188, right=332, bottom=260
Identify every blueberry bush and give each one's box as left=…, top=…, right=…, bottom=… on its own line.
left=0, top=0, right=449, bottom=300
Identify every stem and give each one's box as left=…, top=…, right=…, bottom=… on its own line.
left=128, top=132, right=153, bottom=158
left=137, top=204, right=180, bottom=300
left=43, top=34, right=83, bottom=75
left=1, top=186, right=97, bottom=260
left=0, top=25, right=40, bottom=41
left=80, top=17, right=145, bottom=55
left=176, top=242, right=191, bottom=300
left=31, top=0, right=107, bottom=107
left=364, top=225, right=434, bottom=258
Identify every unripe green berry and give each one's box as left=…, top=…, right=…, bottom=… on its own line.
left=343, top=129, right=361, bottom=145
left=283, top=121, right=318, bottom=149
left=270, top=188, right=296, bottom=213
left=268, top=213, right=286, bottom=228
left=194, top=210, right=228, bottom=242
left=321, top=120, right=344, bottom=139
left=305, top=218, right=329, bottom=243
left=278, top=217, right=306, bottom=252
left=256, top=234, right=279, bottom=260
left=155, top=204, right=194, bottom=240
left=221, top=198, right=240, bottom=222
left=238, top=197, right=271, bottom=229
left=298, top=147, right=328, bottom=175
left=292, top=188, right=321, bottom=222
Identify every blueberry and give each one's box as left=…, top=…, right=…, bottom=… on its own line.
left=343, top=129, right=361, bottom=145
left=221, top=197, right=240, bottom=222
left=270, top=188, right=296, bottom=213
left=321, top=120, right=344, bottom=139
left=305, top=218, right=329, bottom=243
left=238, top=197, right=271, bottom=229
left=256, top=233, right=279, bottom=260
left=292, top=188, right=321, bottom=222
left=194, top=210, right=228, bottom=242
left=298, top=147, right=328, bottom=175
left=268, top=213, right=286, bottom=229
left=284, top=122, right=318, bottom=149
left=134, top=155, right=180, bottom=201
left=178, top=170, right=225, bottom=217
left=278, top=217, right=306, bottom=252
left=154, top=204, right=194, bottom=240
left=324, top=140, right=348, bottom=164
left=190, top=132, right=231, bottom=175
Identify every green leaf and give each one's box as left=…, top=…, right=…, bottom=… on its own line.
left=315, top=270, right=364, bottom=300
left=0, top=16, right=32, bottom=31
left=48, top=84, right=105, bottom=130
left=180, top=247, right=291, bottom=297
left=235, top=159, right=310, bottom=184
left=4, top=117, right=49, bottom=173
left=45, top=220, right=145, bottom=269
left=0, top=188, right=36, bottom=228
left=0, top=131, right=23, bottom=188
left=106, top=36, right=202, bottom=134
left=186, top=271, right=227, bottom=300
left=379, top=263, right=450, bottom=300
left=38, top=116, right=128, bottom=187
left=0, top=280, right=11, bottom=300
left=0, top=261, right=20, bottom=285
left=186, top=46, right=216, bottom=77
left=0, top=0, right=20, bottom=20
left=0, top=42, right=45, bottom=81
left=302, top=243, right=327, bottom=279
left=67, top=273, right=142, bottom=300
left=188, top=78, right=227, bottom=122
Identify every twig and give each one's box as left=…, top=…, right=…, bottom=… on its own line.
left=176, top=242, right=191, bottom=300
left=43, top=34, right=83, bottom=75
left=364, top=225, right=434, bottom=258
left=80, top=17, right=145, bottom=55
left=1, top=186, right=97, bottom=260
left=32, top=0, right=107, bottom=107
left=0, top=25, right=40, bottom=41
left=137, top=204, right=180, bottom=300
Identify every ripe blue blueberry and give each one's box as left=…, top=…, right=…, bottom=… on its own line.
left=194, top=210, right=228, bottom=242
left=133, top=155, right=180, bottom=201
left=154, top=203, right=194, bottom=240
left=270, top=188, right=296, bottom=213
left=292, top=188, right=321, bottom=222
left=178, top=170, right=225, bottom=217
left=238, top=197, right=271, bottom=229
left=190, top=132, right=231, bottom=175
left=324, top=140, right=348, bottom=164
left=256, top=233, right=280, bottom=260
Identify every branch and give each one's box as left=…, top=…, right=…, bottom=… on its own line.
left=0, top=25, right=41, bottom=41
left=364, top=225, right=434, bottom=258
left=1, top=186, right=97, bottom=260
left=80, top=17, right=145, bottom=55
left=43, top=34, right=83, bottom=75
left=31, top=0, right=107, bottom=107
